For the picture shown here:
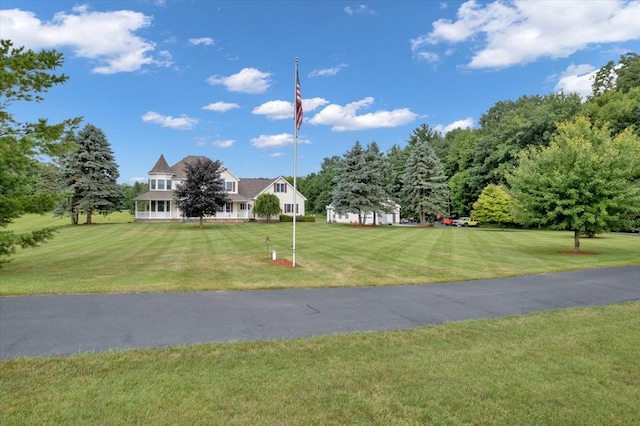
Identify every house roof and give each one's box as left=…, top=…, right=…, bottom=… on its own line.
left=149, top=154, right=172, bottom=174
left=136, top=156, right=307, bottom=202
left=238, top=178, right=274, bottom=199
left=169, top=155, right=210, bottom=179
left=134, top=191, right=175, bottom=201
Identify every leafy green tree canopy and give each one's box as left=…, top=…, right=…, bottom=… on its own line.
left=507, top=117, right=640, bottom=252
left=174, top=158, right=228, bottom=228
left=253, top=193, right=282, bottom=223
left=1, top=39, right=80, bottom=265
left=471, top=184, right=513, bottom=227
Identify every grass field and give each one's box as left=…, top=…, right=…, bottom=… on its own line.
left=3, top=214, right=640, bottom=424
left=3, top=212, right=640, bottom=295
left=2, top=302, right=639, bottom=425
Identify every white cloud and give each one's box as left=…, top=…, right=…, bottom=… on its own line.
left=309, top=64, right=347, bottom=77
left=206, top=68, right=272, bottom=94
left=203, top=101, right=240, bottom=112
left=251, top=133, right=310, bottom=149
left=252, top=98, right=329, bottom=120
left=213, top=140, right=235, bottom=148
left=434, top=117, right=474, bottom=134
left=251, top=133, right=294, bottom=149
left=141, top=111, right=198, bottom=130
left=189, top=37, right=214, bottom=46
left=344, top=5, right=376, bottom=15
left=308, top=97, right=416, bottom=131
left=553, top=64, right=597, bottom=100
left=269, top=152, right=284, bottom=158
left=413, top=0, right=640, bottom=68
left=0, top=7, right=162, bottom=74
left=130, top=177, right=147, bottom=183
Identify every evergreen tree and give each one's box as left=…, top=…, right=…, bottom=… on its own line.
left=362, top=142, right=393, bottom=225
left=402, top=134, right=449, bottom=225
left=332, top=141, right=368, bottom=224
left=57, top=124, right=124, bottom=224
left=174, top=157, right=228, bottom=228
left=387, top=144, right=409, bottom=204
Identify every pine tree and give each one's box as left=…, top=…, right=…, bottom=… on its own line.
left=332, top=141, right=369, bottom=224
left=57, top=124, right=124, bottom=224
left=402, top=135, right=449, bottom=225
left=362, top=142, right=393, bottom=225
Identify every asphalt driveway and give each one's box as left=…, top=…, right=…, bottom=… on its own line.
left=1, top=266, right=639, bottom=359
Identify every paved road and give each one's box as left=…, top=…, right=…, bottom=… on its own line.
left=1, top=266, right=639, bottom=359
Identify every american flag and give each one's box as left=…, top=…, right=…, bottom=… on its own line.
left=295, top=70, right=303, bottom=130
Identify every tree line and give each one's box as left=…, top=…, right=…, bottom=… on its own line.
left=296, top=52, right=640, bottom=250
left=2, top=36, right=639, bottom=264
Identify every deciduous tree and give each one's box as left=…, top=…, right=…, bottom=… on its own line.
left=253, top=193, right=282, bottom=223
left=0, top=39, right=80, bottom=265
left=174, top=158, right=228, bottom=228
left=471, top=184, right=513, bottom=228
left=507, top=117, right=640, bottom=253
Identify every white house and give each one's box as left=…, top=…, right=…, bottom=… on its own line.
left=134, top=155, right=306, bottom=222
left=326, top=202, right=400, bottom=225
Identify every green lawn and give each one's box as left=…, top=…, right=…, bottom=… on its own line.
left=2, top=213, right=639, bottom=295
left=2, top=302, right=639, bottom=425
left=3, top=213, right=640, bottom=424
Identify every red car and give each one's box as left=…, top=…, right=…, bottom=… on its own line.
left=442, top=217, right=456, bottom=226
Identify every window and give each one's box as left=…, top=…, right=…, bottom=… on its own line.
left=158, top=179, right=165, bottom=190
left=166, top=180, right=172, bottom=190
left=157, top=201, right=165, bottom=212
left=151, top=200, right=156, bottom=211
left=225, top=181, right=235, bottom=192
left=274, top=182, right=286, bottom=193
left=284, top=203, right=298, bottom=214
left=240, top=203, right=247, bottom=211
left=150, top=180, right=156, bottom=190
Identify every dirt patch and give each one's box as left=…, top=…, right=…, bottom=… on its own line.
left=271, top=259, right=295, bottom=267
left=559, top=251, right=597, bottom=255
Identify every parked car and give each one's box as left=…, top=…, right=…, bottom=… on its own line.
left=442, top=216, right=456, bottom=226
left=452, top=217, right=480, bottom=227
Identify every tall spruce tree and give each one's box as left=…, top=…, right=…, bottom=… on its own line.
left=57, top=124, right=124, bottom=224
left=332, top=141, right=368, bottom=224
left=174, top=157, right=229, bottom=228
left=362, top=142, right=393, bottom=225
left=402, top=135, right=449, bottom=225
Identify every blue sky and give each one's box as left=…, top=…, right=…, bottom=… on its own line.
left=2, top=1, right=639, bottom=183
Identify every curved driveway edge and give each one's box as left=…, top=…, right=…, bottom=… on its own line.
left=1, top=266, right=639, bottom=359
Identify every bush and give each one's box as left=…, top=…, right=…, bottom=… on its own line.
left=279, top=215, right=316, bottom=222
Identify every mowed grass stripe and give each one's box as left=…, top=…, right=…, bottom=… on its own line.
left=3, top=213, right=640, bottom=295
left=1, top=302, right=638, bottom=424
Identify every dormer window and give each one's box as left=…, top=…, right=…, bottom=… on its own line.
left=167, top=180, right=172, bottom=190
left=225, top=181, right=236, bottom=192
left=158, top=179, right=165, bottom=190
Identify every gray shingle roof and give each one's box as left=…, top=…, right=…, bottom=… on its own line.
left=149, top=154, right=172, bottom=174
left=169, top=155, right=210, bottom=179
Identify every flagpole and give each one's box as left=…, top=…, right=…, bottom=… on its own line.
left=292, top=58, right=298, bottom=267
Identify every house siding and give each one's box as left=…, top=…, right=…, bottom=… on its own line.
left=134, top=156, right=306, bottom=222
